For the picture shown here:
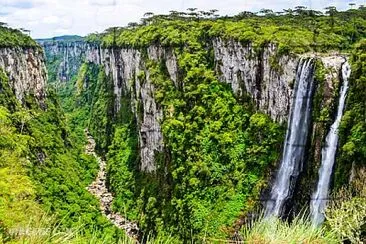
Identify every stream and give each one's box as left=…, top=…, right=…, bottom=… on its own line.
left=85, top=129, right=140, bottom=240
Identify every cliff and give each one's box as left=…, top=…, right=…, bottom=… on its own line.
left=41, top=40, right=346, bottom=174
left=39, top=35, right=354, bottom=239
left=41, top=41, right=88, bottom=82
left=213, top=38, right=298, bottom=123
left=0, top=47, right=47, bottom=103
left=85, top=46, right=178, bottom=172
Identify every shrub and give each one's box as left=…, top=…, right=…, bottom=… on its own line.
left=325, top=168, right=366, bottom=243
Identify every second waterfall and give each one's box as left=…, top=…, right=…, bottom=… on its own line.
left=310, top=60, right=351, bottom=226
left=265, top=58, right=315, bottom=217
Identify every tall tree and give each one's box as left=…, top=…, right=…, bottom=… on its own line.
left=325, top=6, right=337, bottom=30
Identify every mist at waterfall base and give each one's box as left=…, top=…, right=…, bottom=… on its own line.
left=265, top=58, right=315, bottom=217
left=310, top=60, right=351, bottom=226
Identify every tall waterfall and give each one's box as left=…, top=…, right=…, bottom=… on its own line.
left=265, top=58, right=315, bottom=217
left=310, top=60, right=351, bottom=226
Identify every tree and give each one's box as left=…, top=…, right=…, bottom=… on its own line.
left=186, top=8, right=199, bottom=19
left=127, top=22, right=139, bottom=28
left=19, top=28, right=31, bottom=36
left=259, top=8, right=274, bottom=16
left=325, top=6, right=337, bottom=30
left=294, top=6, right=307, bottom=15
left=13, top=108, right=34, bottom=133
left=275, top=11, right=284, bottom=16
left=169, top=10, right=180, bottom=19
left=235, top=11, right=255, bottom=19
left=143, top=12, right=154, bottom=17
left=283, top=8, right=294, bottom=16
left=104, top=27, right=120, bottom=46
left=209, top=9, right=219, bottom=18
left=187, top=7, right=197, bottom=12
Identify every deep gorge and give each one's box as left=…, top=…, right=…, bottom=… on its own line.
left=1, top=8, right=366, bottom=243
left=38, top=36, right=359, bottom=238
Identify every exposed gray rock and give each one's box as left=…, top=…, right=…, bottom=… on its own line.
left=88, top=46, right=169, bottom=172
left=41, top=41, right=88, bottom=82
left=43, top=40, right=346, bottom=174
left=320, top=55, right=346, bottom=94
left=85, top=129, right=140, bottom=240
left=0, top=47, right=47, bottom=103
left=213, top=38, right=299, bottom=124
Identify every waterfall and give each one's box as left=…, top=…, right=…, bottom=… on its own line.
left=310, top=60, right=351, bottom=226
left=265, top=58, right=315, bottom=217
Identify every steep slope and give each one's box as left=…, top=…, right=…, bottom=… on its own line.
left=40, top=9, right=366, bottom=241
left=0, top=27, right=124, bottom=242
left=41, top=42, right=342, bottom=240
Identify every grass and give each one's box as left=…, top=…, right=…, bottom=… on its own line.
left=240, top=214, right=339, bottom=243
left=1, top=213, right=181, bottom=244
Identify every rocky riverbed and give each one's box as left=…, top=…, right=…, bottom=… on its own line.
left=85, top=129, right=140, bottom=240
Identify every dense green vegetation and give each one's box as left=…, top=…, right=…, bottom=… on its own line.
left=2, top=4, right=364, bottom=243
left=337, top=38, right=366, bottom=187
left=0, top=67, right=125, bottom=242
left=87, top=6, right=366, bottom=54
left=83, top=11, right=287, bottom=239
left=81, top=5, right=366, bottom=241
left=0, top=24, right=37, bottom=48
left=72, top=59, right=283, bottom=241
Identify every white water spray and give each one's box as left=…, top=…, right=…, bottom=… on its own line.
left=265, top=58, right=315, bottom=217
left=310, top=60, right=351, bottom=226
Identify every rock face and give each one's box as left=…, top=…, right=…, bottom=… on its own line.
left=0, top=47, right=47, bottom=103
left=41, top=39, right=347, bottom=176
left=41, top=41, right=88, bottom=82
left=213, top=38, right=299, bottom=124
left=87, top=46, right=179, bottom=172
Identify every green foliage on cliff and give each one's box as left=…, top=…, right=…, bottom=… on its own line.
left=0, top=104, right=44, bottom=241
left=88, top=67, right=115, bottom=154
left=95, top=6, right=366, bottom=54
left=0, top=69, right=124, bottom=241
left=0, top=25, right=37, bottom=48
left=99, top=27, right=284, bottom=240
left=336, top=39, right=366, bottom=187
left=42, top=6, right=366, bottom=241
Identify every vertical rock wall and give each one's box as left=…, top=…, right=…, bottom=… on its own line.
left=42, top=41, right=88, bottom=82
left=0, top=47, right=47, bottom=103
left=42, top=39, right=347, bottom=181
left=87, top=45, right=178, bottom=172
left=213, top=38, right=299, bottom=124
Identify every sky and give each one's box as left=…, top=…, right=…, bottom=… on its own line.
left=0, top=0, right=365, bottom=38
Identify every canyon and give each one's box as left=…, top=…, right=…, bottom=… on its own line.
left=39, top=37, right=349, bottom=225
left=1, top=10, right=365, bottom=241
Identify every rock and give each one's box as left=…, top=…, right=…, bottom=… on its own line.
left=85, top=130, right=140, bottom=240
left=213, top=38, right=298, bottom=124
left=0, top=47, right=47, bottom=104
left=86, top=46, right=168, bottom=173
left=41, top=41, right=88, bottom=82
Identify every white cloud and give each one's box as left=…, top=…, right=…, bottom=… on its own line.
left=89, top=0, right=117, bottom=6
left=0, top=0, right=364, bottom=38
left=42, top=15, right=59, bottom=24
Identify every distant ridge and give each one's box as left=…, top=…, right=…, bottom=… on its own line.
left=36, top=35, right=84, bottom=43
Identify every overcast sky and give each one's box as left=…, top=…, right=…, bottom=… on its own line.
left=0, top=0, right=364, bottom=38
